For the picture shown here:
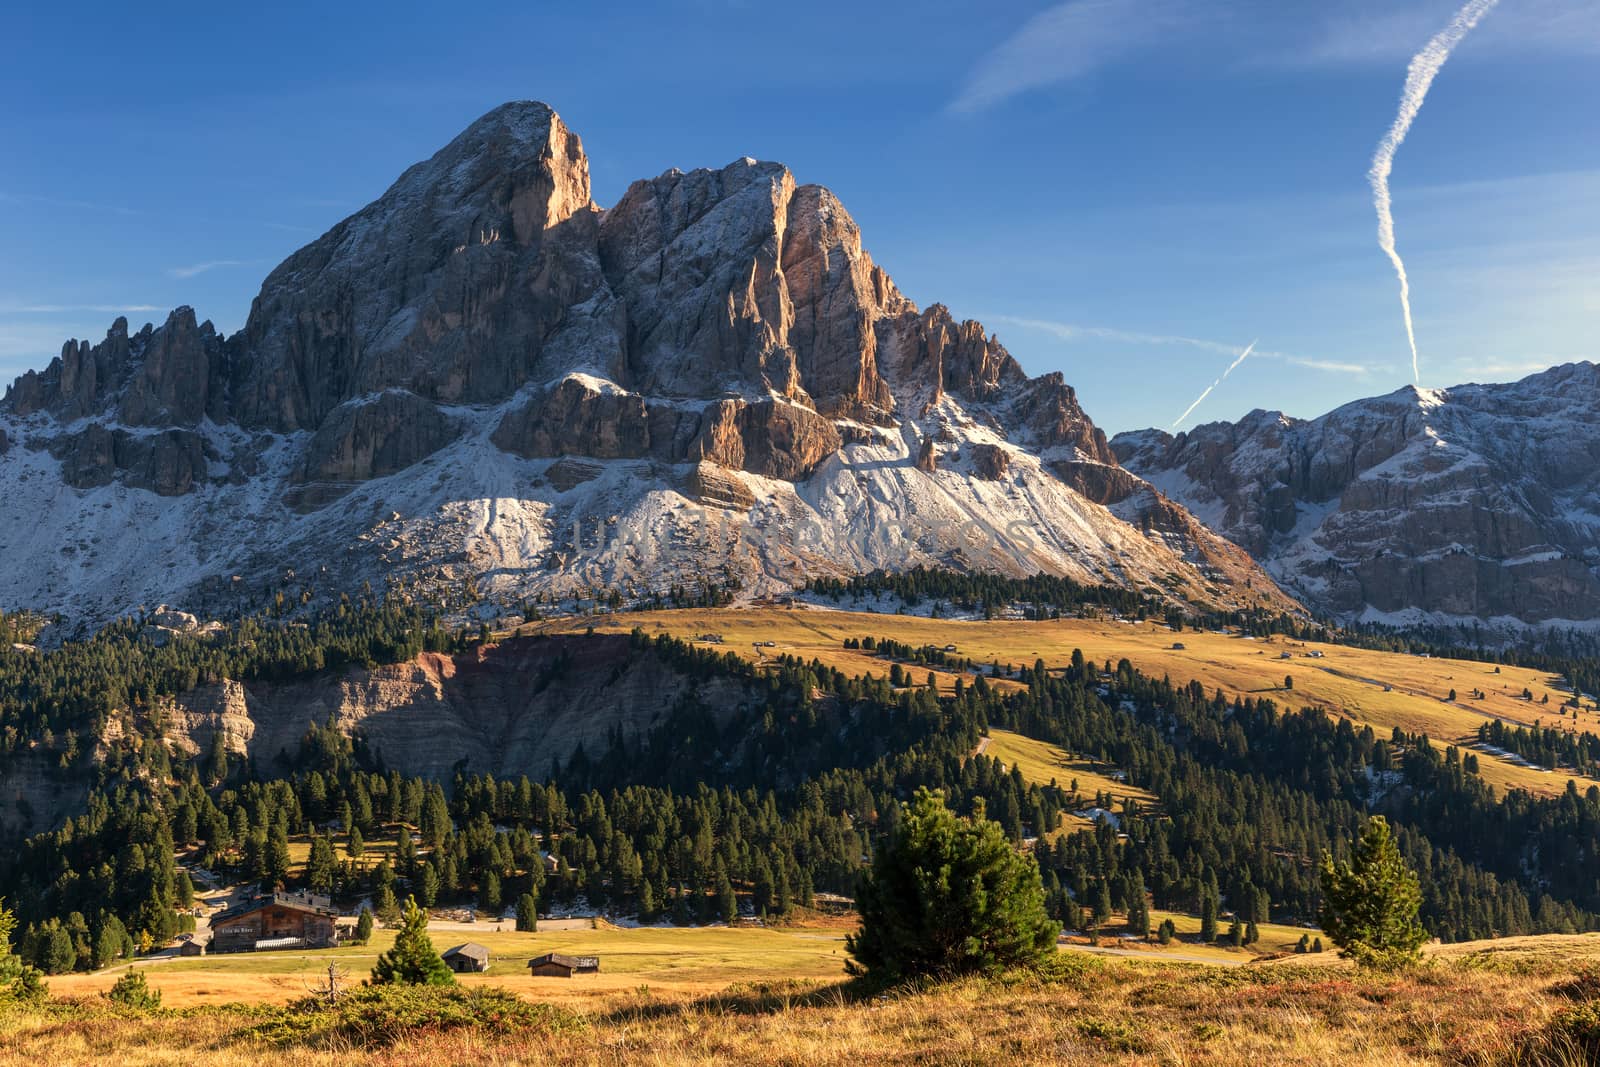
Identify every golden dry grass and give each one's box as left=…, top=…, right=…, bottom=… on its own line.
left=525, top=607, right=1599, bottom=798
left=11, top=935, right=1600, bottom=1065
left=47, top=922, right=855, bottom=1010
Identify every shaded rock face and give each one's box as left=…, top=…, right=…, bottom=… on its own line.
left=1112, top=365, right=1600, bottom=626
left=493, top=377, right=651, bottom=460
left=968, top=442, right=1008, bottom=480
left=0, top=100, right=1296, bottom=621
left=48, top=425, right=210, bottom=496
left=165, top=634, right=750, bottom=781
left=296, top=391, right=460, bottom=485
left=118, top=309, right=225, bottom=427
left=5, top=311, right=222, bottom=426
left=232, top=103, right=606, bottom=432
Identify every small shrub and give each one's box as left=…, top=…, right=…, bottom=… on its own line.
left=1076, top=1016, right=1148, bottom=1054
left=105, top=970, right=161, bottom=1011
left=1524, top=1001, right=1600, bottom=1065
left=1551, top=965, right=1600, bottom=1002
left=248, top=984, right=582, bottom=1049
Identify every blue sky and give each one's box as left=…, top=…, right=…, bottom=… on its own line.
left=2, top=0, right=1596, bottom=434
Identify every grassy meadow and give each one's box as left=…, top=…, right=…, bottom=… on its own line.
left=13, top=934, right=1600, bottom=1065
left=527, top=606, right=1599, bottom=798
left=46, top=921, right=856, bottom=1010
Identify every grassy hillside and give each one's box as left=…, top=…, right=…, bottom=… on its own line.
left=12, top=934, right=1600, bottom=1065
left=528, top=607, right=1597, bottom=798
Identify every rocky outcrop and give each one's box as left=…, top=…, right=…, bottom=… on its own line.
left=165, top=633, right=750, bottom=780
left=683, top=462, right=756, bottom=509
left=6, top=318, right=137, bottom=419
left=48, top=425, right=210, bottom=496
left=118, top=309, right=224, bottom=427
left=493, top=377, right=651, bottom=459
left=968, top=442, right=1008, bottom=480
left=295, top=391, right=460, bottom=485
left=1113, top=365, right=1600, bottom=626
left=693, top=398, right=842, bottom=480
left=1050, top=459, right=1142, bottom=506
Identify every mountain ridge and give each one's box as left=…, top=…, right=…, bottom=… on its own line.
left=0, top=101, right=1292, bottom=627
left=1112, top=362, right=1600, bottom=630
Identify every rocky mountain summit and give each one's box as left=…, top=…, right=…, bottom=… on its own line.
left=1112, top=363, right=1600, bottom=630
left=0, top=101, right=1289, bottom=625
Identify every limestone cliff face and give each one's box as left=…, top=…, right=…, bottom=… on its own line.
left=1112, top=365, right=1600, bottom=627
left=295, top=391, right=462, bottom=485
left=163, top=634, right=749, bottom=781
left=48, top=424, right=211, bottom=496
left=232, top=103, right=607, bottom=432
left=0, top=100, right=1296, bottom=622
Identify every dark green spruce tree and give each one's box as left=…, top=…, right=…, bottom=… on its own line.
left=847, top=789, right=1058, bottom=982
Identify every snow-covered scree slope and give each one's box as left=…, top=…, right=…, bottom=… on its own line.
left=0, top=101, right=1291, bottom=627
left=1112, top=364, right=1600, bottom=630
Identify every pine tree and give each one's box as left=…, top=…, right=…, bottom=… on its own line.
left=1, top=900, right=47, bottom=1001
left=306, top=835, right=336, bottom=895
left=354, top=907, right=374, bottom=945
left=1200, top=893, right=1219, bottom=943
left=479, top=871, right=502, bottom=917
left=847, top=789, right=1058, bottom=981
left=370, top=896, right=453, bottom=985
left=717, top=869, right=738, bottom=924
left=516, top=893, right=538, bottom=932
left=1318, top=816, right=1427, bottom=971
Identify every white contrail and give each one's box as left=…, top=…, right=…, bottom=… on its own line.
left=1171, top=340, right=1256, bottom=430
left=1369, top=0, right=1501, bottom=384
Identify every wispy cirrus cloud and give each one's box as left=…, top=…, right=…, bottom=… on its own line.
left=0, top=302, right=164, bottom=315
left=951, top=0, right=1600, bottom=114
left=990, top=315, right=1371, bottom=375
left=1300, top=0, right=1600, bottom=66
left=0, top=189, right=144, bottom=216
left=948, top=0, right=1190, bottom=114
left=167, top=259, right=253, bottom=279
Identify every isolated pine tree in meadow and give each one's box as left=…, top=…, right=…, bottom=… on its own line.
left=353, top=907, right=374, bottom=945
left=1318, top=816, right=1428, bottom=971
left=370, top=896, right=453, bottom=985
left=847, top=788, right=1058, bottom=982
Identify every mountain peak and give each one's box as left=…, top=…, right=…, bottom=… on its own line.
left=0, top=101, right=1295, bottom=625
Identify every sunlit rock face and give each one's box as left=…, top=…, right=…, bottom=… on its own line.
left=1114, top=364, right=1600, bottom=628
left=0, top=101, right=1293, bottom=625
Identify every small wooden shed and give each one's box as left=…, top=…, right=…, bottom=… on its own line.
left=178, top=938, right=206, bottom=957
left=527, top=952, right=600, bottom=978
left=442, top=942, right=490, bottom=973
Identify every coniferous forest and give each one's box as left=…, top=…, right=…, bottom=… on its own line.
left=6, top=593, right=1600, bottom=974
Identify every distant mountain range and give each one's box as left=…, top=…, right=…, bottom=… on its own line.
left=1113, top=363, right=1600, bottom=632
left=0, top=101, right=1286, bottom=628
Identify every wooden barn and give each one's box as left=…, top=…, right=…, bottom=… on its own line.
left=209, top=891, right=338, bottom=952
left=442, top=942, right=490, bottom=973
left=527, top=952, right=600, bottom=977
